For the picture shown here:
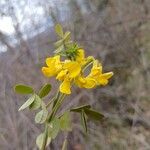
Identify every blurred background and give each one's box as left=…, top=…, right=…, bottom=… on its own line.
left=0, top=0, right=150, bottom=150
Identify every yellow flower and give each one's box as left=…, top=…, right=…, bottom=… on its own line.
left=42, top=50, right=113, bottom=95
left=96, top=72, right=113, bottom=85
left=76, top=49, right=94, bottom=67
left=42, top=55, right=62, bottom=77
left=56, top=60, right=81, bottom=94
left=60, top=77, right=71, bottom=94
left=56, top=69, right=68, bottom=81
left=75, top=59, right=113, bottom=89
left=56, top=61, right=81, bottom=81
left=89, top=60, right=113, bottom=86
left=75, top=75, right=96, bottom=88
left=63, top=61, right=81, bottom=78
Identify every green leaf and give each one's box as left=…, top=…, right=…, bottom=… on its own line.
left=14, top=84, right=34, bottom=94
left=38, top=84, right=52, bottom=98
left=64, top=31, right=71, bottom=42
left=60, top=112, right=72, bottom=131
left=70, top=105, right=91, bottom=113
left=54, top=39, right=63, bottom=48
left=29, top=94, right=41, bottom=110
left=81, top=110, right=88, bottom=133
left=54, top=45, right=64, bottom=53
left=18, top=94, right=35, bottom=111
left=48, top=118, right=60, bottom=139
left=36, top=133, right=51, bottom=149
left=84, top=108, right=104, bottom=121
left=55, top=24, right=63, bottom=37
left=62, top=138, right=67, bottom=150
left=35, top=108, right=48, bottom=124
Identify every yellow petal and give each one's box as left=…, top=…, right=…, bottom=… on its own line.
left=102, top=72, right=114, bottom=79
left=83, top=77, right=96, bottom=88
left=54, top=56, right=62, bottom=70
left=75, top=75, right=86, bottom=88
left=60, top=78, right=71, bottom=94
left=46, top=55, right=61, bottom=67
left=88, top=60, right=102, bottom=77
left=43, top=55, right=62, bottom=77
left=76, top=49, right=85, bottom=62
left=90, top=67, right=102, bottom=76
left=46, top=56, right=56, bottom=67
left=86, top=56, right=94, bottom=61
left=93, top=60, right=102, bottom=68
left=42, top=67, right=56, bottom=77
left=97, top=78, right=108, bottom=85
left=56, top=70, right=68, bottom=81
left=97, top=72, right=113, bottom=85
left=63, top=61, right=81, bottom=78
left=75, top=75, right=96, bottom=89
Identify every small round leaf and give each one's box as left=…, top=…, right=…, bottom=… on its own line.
left=36, top=133, right=51, bottom=149
left=14, top=84, right=34, bottom=94
left=38, top=84, right=51, bottom=98
left=60, top=112, right=72, bottom=131
left=35, top=109, right=48, bottom=124
left=48, top=118, right=60, bottom=139
left=55, top=24, right=63, bottom=37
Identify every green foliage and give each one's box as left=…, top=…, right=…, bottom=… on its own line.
left=36, top=133, right=51, bottom=149
left=14, top=84, right=34, bottom=94
left=54, top=39, right=64, bottom=47
left=55, top=45, right=64, bottom=54
left=54, top=24, right=80, bottom=61
left=48, top=117, right=60, bottom=139
left=71, top=105, right=104, bottom=122
left=18, top=94, right=35, bottom=111
left=64, top=31, right=71, bottom=42
left=14, top=24, right=110, bottom=150
left=35, top=104, right=48, bottom=124
left=81, top=110, right=88, bottom=133
left=60, top=112, right=72, bottom=131
left=29, top=95, right=42, bottom=110
left=55, top=24, right=64, bottom=37
left=38, top=84, right=52, bottom=98
left=71, top=105, right=104, bottom=132
left=84, top=108, right=104, bottom=121
left=71, top=104, right=91, bottom=112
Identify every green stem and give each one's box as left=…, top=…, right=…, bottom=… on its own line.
left=82, top=59, right=94, bottom=72
left=46, top=97, right=55, bottom=109
left=41, top=91, right=61, bottom=150
left=41, top=92, right=66, bottom=150
left=48, top=94, right=65, bottom=122
left=52, top=90, right=60, bottom=108
left=46, top=90, right=60, bottom=109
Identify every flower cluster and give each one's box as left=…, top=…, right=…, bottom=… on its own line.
left=42, top=49, right=113, bottom=94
